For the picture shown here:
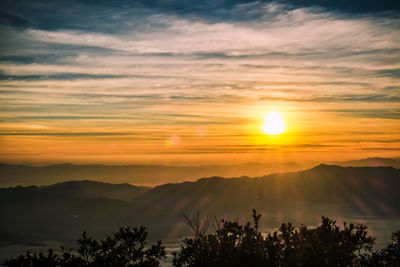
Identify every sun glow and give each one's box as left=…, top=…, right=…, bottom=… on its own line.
left=262, top=111, right=286, bottom=135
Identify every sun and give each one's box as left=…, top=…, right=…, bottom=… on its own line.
left=262, top=111, right=285, bottom=135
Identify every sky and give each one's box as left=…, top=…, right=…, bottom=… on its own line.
left=0, top=0, right=399, bottom=165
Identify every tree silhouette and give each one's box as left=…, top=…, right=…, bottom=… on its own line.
left=3, top=226, right=165, bottom=267
left=3, top=212, right=400, bottom=267
left=366, top=231, right=400, bottom=266
left=172, top=210, right=376, bottom=267
left=2, top=249, right=59, bottom=267
left=380, top=231, right=400, bottom=265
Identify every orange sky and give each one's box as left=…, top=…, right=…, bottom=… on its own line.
left=1, top=2, right=400, bottom=165
left=1, top=99, right=399, bottom=165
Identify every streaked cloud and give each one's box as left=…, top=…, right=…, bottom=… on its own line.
left=0, top=0, right=399, bottom=163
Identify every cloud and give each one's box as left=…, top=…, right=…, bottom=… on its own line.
left=323, top=109, right=400, bottom=120
left=0, top=12, right=30, bottom=28
left=310, top=94, right=400, bottom=103
left=1, top=1, right=399, bottom=34
left=0, top=73, right=128, bottom=81
left=1, top=1, right=400, bottom=162
left=0, top=132, right=137, bottom=136
left=376, top=68, right=400, bottom=78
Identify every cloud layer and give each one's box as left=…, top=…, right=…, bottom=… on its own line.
left=0, top=0, right=399, bottom=163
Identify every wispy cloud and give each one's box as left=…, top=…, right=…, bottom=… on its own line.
left=0, top=0, right=399, bottom=163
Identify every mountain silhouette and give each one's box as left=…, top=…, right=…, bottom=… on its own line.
left=334, top=157, right=400, bottom=168
left=133, top=164, right=400, bottom=224
left=1, top=158, right=399, bottom=188
left=0, top=164, right=399, bottom=255
left=0, top=162, right=304, bottom=187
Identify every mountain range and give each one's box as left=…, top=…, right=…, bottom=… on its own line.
left=1, top=164, right=399, bottom=255
left=1, top=157, right=399, bottom=187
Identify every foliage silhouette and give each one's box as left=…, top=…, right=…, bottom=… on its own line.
left=172, top=210, right=398, bottom=267
left=365, top=231, right=400, bottom=266
left=3, top=226, right=165, bottom=267
left=3, top=211, right=400, bottom=267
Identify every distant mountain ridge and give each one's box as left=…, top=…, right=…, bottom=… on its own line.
left=0, top=162, right=304, bottom=187
left=0, top=180, right=149, bottom=202
left=334, top=157, right=400, bottom=168
left=136, top=164, right=400, bottom=220
left=0, top=164, right=399, bottom=253
left=1, top=157, right=399, bottom=187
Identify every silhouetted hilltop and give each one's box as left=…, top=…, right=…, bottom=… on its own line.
left=0, top=180, right=148, bottom=202
left=42, top=180, right=149, bottom=201
left=134, top=165, right=400, bottom=224
left=0, top=181, right=138, bottom=247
